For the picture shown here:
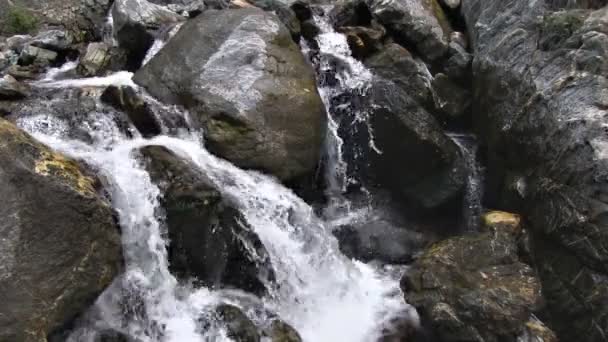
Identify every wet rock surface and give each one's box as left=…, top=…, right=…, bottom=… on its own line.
left=0, top=118, right=122, bottom=342
left=462, top=1, right=608, bottom=339
left=134, top=8, right=326, bottom=182
left=141, top=146, right=274, bottom=295
left=402, top=211, right=545, bottom=341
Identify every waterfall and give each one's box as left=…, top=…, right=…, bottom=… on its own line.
left=448, top=133, right=484, bottom=231
left=17, top=69, right=415, bottom=341
left=301, top=10, right=378, bottom=221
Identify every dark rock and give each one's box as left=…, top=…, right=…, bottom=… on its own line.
left=0, top=0, right=113, bottom=42
left=365, top=43, right=433, bottom=107
left=244, top=0, right=303, bottom=43
left=0, top=74, right=29, bottom=99
left=518, top=317, right=558, bottom=342
left=101, top=85, right=162, bottom=137
left=366, top=78, right=466, bottom=209
left=443, top=41, right=471, bottom=81
left=300, top=19, right=320, bottom=41
left=329, top=0, right=372, bottom=29
left=368, top=0, right=452, bottom=61
left=337, top=24, right=385, bottom=59
left=431, top=73, right=471, bottom=119
left=264, top=319, right=302, bottom=342
left=402, top=224, right=542, bottom=341
left=112, top=0, right=185, bottom=70
left=141, top=146, right=273, bottom=295
left=462, top=1, right=608, bottom=340
left=134, top=9, right=326, bottom=182
left=333, top=215, right=430, bottom=264
left=0, top=118, right=122, bottom=342
left=18, top=44, right=58, bottom=66
left=216, top=305, right=261, bottom=342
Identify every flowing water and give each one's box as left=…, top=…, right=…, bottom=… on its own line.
left=15, top=7, right=417, bottom=341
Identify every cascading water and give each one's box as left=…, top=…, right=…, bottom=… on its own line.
left=448, top=133, right=484, bottom=231
left=301, top=10, right=379, bottom=222
left=14, top=5, right=419, bottom=341
left=19, top=61, right=415, bottom=342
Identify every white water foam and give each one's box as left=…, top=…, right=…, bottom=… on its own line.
left=34, top=71, right=136, bottom=89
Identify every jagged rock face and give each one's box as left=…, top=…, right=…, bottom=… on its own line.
left=402, top=221, right=542, bottom=341
left=141, top=146, right=274, bottom=295
left=0, top=0, right=112, bottom=42
left=0, top=119, right=122, bottom=342
left=134, top=8, right=326, bottom=182
left=462, top=0, right=608, bottom=340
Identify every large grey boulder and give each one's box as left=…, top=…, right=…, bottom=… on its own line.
left=134, top=9, right=326, bottom=182
left=462, top=1, right=608, bottom=340
left=0, top=119, right=122, bottom=342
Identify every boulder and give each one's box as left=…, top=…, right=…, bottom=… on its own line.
left=134, top=9, right=326, bottom=182
left=337, top=24, right=385, bottom=59
left=0, top=0, right=112, bottom=42
left=18, top=44, right=58, bottom=66
left=329, top=0, right=372, bottom=29
left=0, top=119, right=122, bottom=341
left=368, top=0, right=452, bottom=61
left=365, top=43, right=433, bottom=107
left=29, top=29, right=74, bottom=52
left=100, top=85, right=162, bottom=137
left=141, top=146, right=274, bottom=295
left=431, top=73, right=471, bottom=119
left=0, top=74, right=29, bottom=100
left=216, top=305, right=261, bottom=342
left=462, top=1, right=608, bottom=339
left=443, top=40, right=472, bottom=82
left=365, top=78, right=466, bottom=209
left=402, top=224, right=543, bottom=341
left=78, top=42, right=127, bottom=77
left=112, top=0, right=184, bottom=70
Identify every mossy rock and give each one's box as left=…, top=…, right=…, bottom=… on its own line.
left=540, top=10, right=588, bottom=50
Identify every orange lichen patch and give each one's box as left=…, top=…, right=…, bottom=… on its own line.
left=482, top=211, right=522, bottom=234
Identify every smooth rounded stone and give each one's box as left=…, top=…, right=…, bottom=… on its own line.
left=402, top=227, right=542, bottom=341
left=461, top=2, right=608, bottom=340
left=0, top=74, right=29, bottom=100
left=134, top=9, right=326, bottom=182
left=6, top=34, right=33, bottom=52
left=431, top=73, right=471, bottom=119
left=449, top=31, right=467, bottom=49
left=481, top=210, right=522, bottom=234
left=439, top=0, right=460, bottom=9
left=365, top=43, right=433, bottom=107
left=264, top=319, right=302, bottom=342
left=216, top=305, right=261, bottom=342
left=333, top=218, right=429, bottom=264
left=368, top=0, right=452, bottom=61
left=112, top=0, right=185, bottom=69
left=0, top=119, right=122, bottom=342
left=0, top=0, right=112, bottom=42
left=141, top=146, right=274, bottom=295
